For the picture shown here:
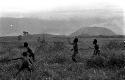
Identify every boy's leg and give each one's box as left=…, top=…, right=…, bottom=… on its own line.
left=30, top=54, right=35, bottom=62
left=32, top=55, right=35, bottom=61
left=95, top=50, right=97, bottom=55
left=27, top=67, right=32, bottom=73
left=15, top=66, right=24, bottom=77
left=17, top=67, right=32, bottom=78
left=72, top=56, right=76, bottom=62
left=72, top=52, right=77, bottom=62
left=26, top=67, right=32, bottom=80
left=93, top=50, right=97, bottom=55
left=97, top=50, right=100, bottom=55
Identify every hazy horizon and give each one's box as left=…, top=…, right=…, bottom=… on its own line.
left=0, top=0, right=125, bottom=36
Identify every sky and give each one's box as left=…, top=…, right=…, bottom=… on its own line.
left=0, top=0, right=125, bottom=13
left=0, top=0, right=125, bottom=36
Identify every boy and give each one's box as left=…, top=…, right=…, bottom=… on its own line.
left=69, top=36, right=79, bottom=62
left=24, top=42, right=35, bottom=62
left=93, top=39, right=100, bottom=56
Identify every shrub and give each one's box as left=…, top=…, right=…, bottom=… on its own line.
left=103, top=40, right=124, bottom=50
left=47, top=54, right=69, bottom=64
left=0, top=56, right=10, bottom=64
left=86, top=50, right=125, bottom=69
left=106, top=53, right=125, bottom=69
left=85, top=56, right=106, bottom=68
left=52, top=41, right=66, bottom=52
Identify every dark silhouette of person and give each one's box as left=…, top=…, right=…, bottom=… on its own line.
left=93, top=39, right=100, bottom=55
left=24, top=42, right=35, bottom=62
left=9, top=52, right=33, bottom=77
left=71, top=36, right=79, bottom=62
left=123, top=40, right=125, bottom=48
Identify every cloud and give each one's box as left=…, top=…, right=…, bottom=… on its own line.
left=0, top=0, right=124, bottom=13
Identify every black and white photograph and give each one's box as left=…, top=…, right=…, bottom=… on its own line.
left=0, top=0, right=125, bottom=80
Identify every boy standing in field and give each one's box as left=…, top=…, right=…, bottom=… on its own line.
left=69, top=36, right=79, bottom=62
left=24, top=42, right=35, bottom=62
left=93, top=39, right=100, bottom=56
left=124, top=41, right=125, bottom=48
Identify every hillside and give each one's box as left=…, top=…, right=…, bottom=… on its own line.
left=70, top=27, right=116, bottom=37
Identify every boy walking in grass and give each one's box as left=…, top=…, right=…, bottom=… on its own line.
left=9, top=52, right=33, bottom=78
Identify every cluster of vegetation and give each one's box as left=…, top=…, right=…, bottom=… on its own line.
left=102, top=40, right=124, bottom=50
left=85, top=40, right=125, bottom=68
left=0, top=38, right=125, bottom=80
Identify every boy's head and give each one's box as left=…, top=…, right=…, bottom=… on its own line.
left=73, top=36, right=78, bottom=43
left=24, top=42, right=28, bottom=47
left=93, top=39, right=97, bottom=44
left=22, top=52, right=27, bottom=57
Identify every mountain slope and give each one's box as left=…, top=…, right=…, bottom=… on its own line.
left=70, top=27, right=116, bottom=36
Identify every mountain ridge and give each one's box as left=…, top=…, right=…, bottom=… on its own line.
left=70, top=27, right=116, bottom=37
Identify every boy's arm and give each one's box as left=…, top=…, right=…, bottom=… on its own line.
left=29, top=59, right=33, bottom=64
left=78, top=45, right=94, bottom=50
left=88, top=46, right=94, bottom=49
left=28, top=48, right=34, bottom=55
left=79, top=47, right=94, bottom=50
left=67, top=38, right=74, bottom=45
left=10, top=57, right=23, bottom=61
left=87, top=44, right=95, bottom=49
left=69, top=42, right=74, bottom=45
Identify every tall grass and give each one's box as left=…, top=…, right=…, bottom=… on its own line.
left=0, top=38, right=125, bottom=80
left=85, top=40, right=125, bottom=70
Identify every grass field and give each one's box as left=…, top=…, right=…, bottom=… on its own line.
left=0, top=36, right=125, bottom=80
